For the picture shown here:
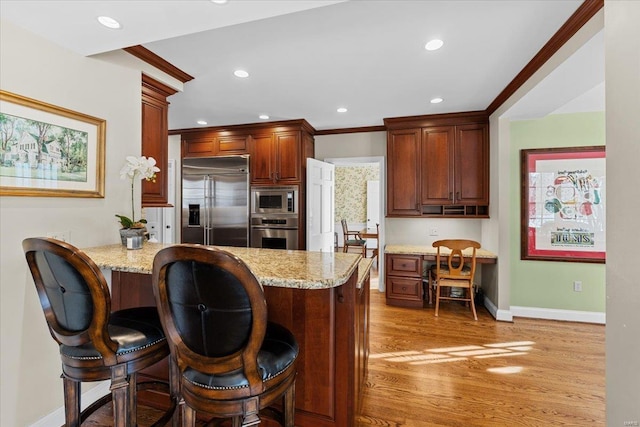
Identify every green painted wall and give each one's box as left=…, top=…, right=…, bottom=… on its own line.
left=510, top=112, right=605, bottom=312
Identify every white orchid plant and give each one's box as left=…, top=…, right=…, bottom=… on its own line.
left=116, top=155, right=160, bottom=229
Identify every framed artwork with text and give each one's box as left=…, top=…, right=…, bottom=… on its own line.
left=521, top=146, right=605, bottom=263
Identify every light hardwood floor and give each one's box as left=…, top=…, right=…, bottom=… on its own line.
left=358, top=279, right=605, bottom=426
left=85, top=267, right=605, bottom=426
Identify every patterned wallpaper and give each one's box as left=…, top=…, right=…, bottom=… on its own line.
left=335, top=164, right=380, bottom=223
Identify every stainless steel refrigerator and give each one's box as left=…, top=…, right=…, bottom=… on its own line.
left=181, top=155, right=249, bottom=247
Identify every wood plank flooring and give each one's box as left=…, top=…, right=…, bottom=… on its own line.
left=358, top=288, right=605, bottom=426
left=85, top=268, right=605, bottom=426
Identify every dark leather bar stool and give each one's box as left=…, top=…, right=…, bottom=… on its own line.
left=152, top=244, right=298, bottom=426
left=22, top=237, right=177, bottom=426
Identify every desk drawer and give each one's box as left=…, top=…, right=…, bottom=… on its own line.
left=387, top=277, right=422, bottom=299
left=386, top=254, right=422, bottom=277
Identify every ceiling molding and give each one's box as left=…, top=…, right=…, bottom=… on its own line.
left=124, top=45, right=194, bottom=83
left=486, top=0, right=603, bottom=115
left=315, top=126, right=386, bottom=136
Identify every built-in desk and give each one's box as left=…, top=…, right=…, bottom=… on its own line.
left=83, top=243, right=370, bottom=427
left=384, top=244, right=497, bottom=308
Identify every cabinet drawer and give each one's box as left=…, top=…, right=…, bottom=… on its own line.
left=386, top=277, right=422, bottom=299
left=386, top=254, right=422, bottom=277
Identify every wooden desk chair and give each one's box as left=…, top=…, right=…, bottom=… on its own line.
left=22, top=237, right=177, bottom=427
left=341, top=219, right=367, bottom=257
left=371, top=223, right=380, bottom=261
left=152, top=244, right=299, bottom=426
left=428, top=239, right=480, bottom=321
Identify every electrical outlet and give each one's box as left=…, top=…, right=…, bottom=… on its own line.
left=573, top=281, right=583, bottom=292
left=429, top=227, right=439, bottom=236
left=47, top=231, right=70, bottom=242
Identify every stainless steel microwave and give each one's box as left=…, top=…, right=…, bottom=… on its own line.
left=251, top=186, right=298, bottom=215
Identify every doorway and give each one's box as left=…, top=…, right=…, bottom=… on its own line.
left=324, top=156, right=385, bottom=291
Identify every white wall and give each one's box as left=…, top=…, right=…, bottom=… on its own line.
left=0, top=20, right=166, bottom=426
left=605, top=0, right=640, bottom=423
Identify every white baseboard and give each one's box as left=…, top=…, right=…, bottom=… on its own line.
left=482, top=296, right=513, bottom=322
left=510, top=305, right=606, bottom=324
left=482, top=296, right=605, bottom=324
left=29, top=381, right=110, bottom=427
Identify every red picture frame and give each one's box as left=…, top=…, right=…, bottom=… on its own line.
left=521, top=146, right=606, bottom=263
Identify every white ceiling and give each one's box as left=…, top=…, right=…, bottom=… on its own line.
left=1, top=0, right=603, bottom=131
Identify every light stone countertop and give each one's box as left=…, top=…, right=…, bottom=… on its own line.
left=356, top=257, right=374, bottom=289
left=385, top=244, right=497, bottom=260
left=82, top=243, right=362, bottom=290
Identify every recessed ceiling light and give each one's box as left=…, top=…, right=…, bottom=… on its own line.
left=425, top=39, right=444, bottom=51
left=234, top=69, right=249, bottom=78
left=430, top=97, right=443, bottom=104
left=211, top=0, right=228, bottom=4
left=337, top=107, right=348, bottom=113
left=97, top=16, right=121, bottom=29
left=196, top=120, right=208, bottom=125
left=259, top=114, right=270, bottom=120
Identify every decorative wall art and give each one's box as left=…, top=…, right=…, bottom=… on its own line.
left=0, top=90, right=105, bottom=197
left=521, top=146, right=605, bottom=263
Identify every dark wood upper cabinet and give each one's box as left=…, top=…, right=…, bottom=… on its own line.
left=180, top=120, right=315, bottom=187
left=454, top=123, right=489, bottom=205
left=421, top=126, right=455, bottom=205
left=250, top=133, right=275, bottom=184
left=387, top=129, right=421, bottom=216
left=141, top=74, right=176, bottom=207
left=385, top=111, right=489, bottom=218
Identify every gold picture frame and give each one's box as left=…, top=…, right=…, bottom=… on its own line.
left=0, top=90, right=105, bottom=198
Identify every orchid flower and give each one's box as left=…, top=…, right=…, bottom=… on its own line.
left=116, top=156, right=160, bottom=228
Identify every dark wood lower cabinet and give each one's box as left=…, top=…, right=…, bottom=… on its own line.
left=385, top=254, right=425, bottom=308
left=110, top=268, right=364, bottom=426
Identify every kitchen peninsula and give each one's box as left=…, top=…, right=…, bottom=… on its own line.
left=83, top=243, right=370, bottom=427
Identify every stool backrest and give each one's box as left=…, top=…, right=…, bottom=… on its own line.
left=152, top=244, right=267, bottom=395
left=22, top=237, right=117, bottom=355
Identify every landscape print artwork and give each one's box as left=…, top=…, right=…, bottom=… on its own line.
left=0, top=91, right=105, bottom=197
left=0, top=111, right=89, bottom=182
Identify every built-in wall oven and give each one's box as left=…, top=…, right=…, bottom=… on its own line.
left=250, top=185, right=299, bottom=250
left=250, top=216, right=298, bottom=250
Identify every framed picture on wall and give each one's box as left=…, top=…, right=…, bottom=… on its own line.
left=521, top=146, right=606, bottom=263
left=0, top=90, right=105, bottom=198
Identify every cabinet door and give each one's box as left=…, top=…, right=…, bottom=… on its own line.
left=141, top=78, right=171, bottom=207
left=455, top=123, right=489, bottom=205
left=421, top=126, right=455, bottom=205
left=387, top=129, right=421, bottom=216
left=183, top=134, right=216, bottom=157
left=217, top=134, right=249, bottom=155
left=250, top=134, right=275, bottom=184
left=274, top=131, right=301, bottom=183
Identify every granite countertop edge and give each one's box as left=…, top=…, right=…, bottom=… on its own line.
left=83, top=243, right=361, bottom=290
left=384, top=244, right=498, bottom=258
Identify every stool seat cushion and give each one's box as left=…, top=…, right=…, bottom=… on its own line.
left=184, top=322, right=298, bottom=390
left=60, top=307, right=166, bottom=359
left=345, top=239, right=366, bottom=245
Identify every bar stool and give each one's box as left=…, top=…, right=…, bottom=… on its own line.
left=152, top=244, right=298, bottom=426
left=22, top=237, right=177, bottom=426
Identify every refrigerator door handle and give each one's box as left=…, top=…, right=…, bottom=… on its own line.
left=204, top=175, right=210, bottom=246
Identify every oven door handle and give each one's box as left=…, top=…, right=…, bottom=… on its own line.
left=251, top=226, right=298, bottom=230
